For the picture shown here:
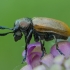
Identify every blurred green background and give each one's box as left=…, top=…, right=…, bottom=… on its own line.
left=0, top=0, right=70, bottom=70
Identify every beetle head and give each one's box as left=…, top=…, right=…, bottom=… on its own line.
left=13, top=18, right=32, bottom=41
left=14, top=30, right=23, bottom=42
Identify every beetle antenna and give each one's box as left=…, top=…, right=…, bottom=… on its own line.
left=0, top=26, right=13, bottom=30
left=0, top=32, right=13, bottom=36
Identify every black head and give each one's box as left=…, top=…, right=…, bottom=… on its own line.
left=13, top=30, right=23, bottom=41
left=13, top=18, right=32, bottom=41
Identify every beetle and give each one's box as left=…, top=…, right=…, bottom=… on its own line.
left=0, top=17, right=70, bottom=63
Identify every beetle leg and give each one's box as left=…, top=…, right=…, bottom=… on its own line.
left=22, top=29, right=33, bottom=63
left=22, top=43, right=28, bottom=64
left=42, top=40, right=46, bottom=54
left=53, top=35, right=64, bottom=55
left=34, top=33, right=46, bottom=54
left=38, top=36, right=46, bottom=58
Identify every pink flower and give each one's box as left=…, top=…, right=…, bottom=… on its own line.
left=50, top=41, right=70, bottom=58
left=21, top=41, right=70, bottom=70
left=22, top=42, right=42, bottom=69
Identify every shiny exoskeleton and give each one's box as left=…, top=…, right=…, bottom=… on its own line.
left=0, top=17, right=70, bottom=63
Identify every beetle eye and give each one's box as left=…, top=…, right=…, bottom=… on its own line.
left=15, top=31, right=21, bottom=36
left=14, top=31, right=23, bottom=41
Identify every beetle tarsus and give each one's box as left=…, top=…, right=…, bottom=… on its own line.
left=40, top=48, right=46, bottom=59
left=21, top=53, right=27, bottom=64
left=53, top=35, right=65, bottom=55
left=41, top=50, right=44, bottom=58
left=21, top=57, right=26, bottom=64
left=38, top=36, right=46, bottom=58
left=56, top=48, right=64, bottom=55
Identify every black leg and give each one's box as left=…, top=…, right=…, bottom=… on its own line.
left=22, top=29, right=33, bottom=63
left=22, top=44, right=28, bottom=64
left=53, top=35, right=64, bottom=55
left=41, top=40, right=46, bottom=53
left=38, top=36, right=46, bottom=58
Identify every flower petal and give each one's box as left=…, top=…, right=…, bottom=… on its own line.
left=50, top=64, right=64, bottom=70
left=29, top=53, right=42, bottom=68
left=33, top=65, right=47, bottom=70
left=50, top=41, right=70, bottom=58
left=41, top=54, right=53, bottom=67
left=22, top=42, right=42, bottom=57
left=53, top=55, right=65, bottom=65
left=22, top=42, right=42, bottom=68
left=20, top=65, right=32, bottom=70
left=26, top=52, right=42, bottom=64
left=64, top=58, right=70, bottom=69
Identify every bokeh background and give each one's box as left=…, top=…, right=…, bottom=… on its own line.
left=0, top=0, right=70, bottom=70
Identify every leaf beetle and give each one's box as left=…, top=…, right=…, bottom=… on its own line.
left=0, top=17, right=70, bottom=63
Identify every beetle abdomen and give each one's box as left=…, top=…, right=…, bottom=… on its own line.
left=32, top=17, right=70, bottom=36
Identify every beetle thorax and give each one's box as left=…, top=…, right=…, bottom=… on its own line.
left=15, top=18, right=31, bottom=29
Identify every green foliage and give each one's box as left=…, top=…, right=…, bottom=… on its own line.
left=0, top=0, right=70, bottom=70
